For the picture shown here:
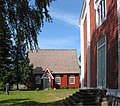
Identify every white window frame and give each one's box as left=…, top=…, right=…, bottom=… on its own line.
left=97, top=36, right=107, bottom=88
left=36, top=75, right=41, bottom=84
left=95, top=0, right=106, bottom=28
left=55, top=75, right=61, bottom=84
left=69, top=75, right=75, bottom=84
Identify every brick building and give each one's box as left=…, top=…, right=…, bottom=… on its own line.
left=79, top=0, right=120, bottom=97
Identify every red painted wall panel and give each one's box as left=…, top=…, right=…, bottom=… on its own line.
left=67, top=75, right=80, bottom=88
left=83, top=15, right=88, bottom=87
left=90, top=0, right=97, bottom=87
left=61, top=74, right=67, bottom=88
left=89, top=0, right=118, bottom=88
left=30, top=74, right=80, bottom=89
left=53, top=74, right=80, bottom=89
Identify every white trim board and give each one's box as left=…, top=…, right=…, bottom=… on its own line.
left=80, top=21, right=85, bottom=88
left=79, top=0, right=90, bottom=88
left=87, top=0, right=90, bottom=88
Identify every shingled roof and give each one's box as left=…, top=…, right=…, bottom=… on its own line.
left=28, top=49, right=80, bottom=74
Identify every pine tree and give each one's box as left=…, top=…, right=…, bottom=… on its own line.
left=12, top=40, right=33, bottom=90
left=0, top=0, right=54, bottom=90
left=0, top=13, right=13, bottom=89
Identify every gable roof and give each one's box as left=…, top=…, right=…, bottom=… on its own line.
left=28, top=49, right=80, bottom=74
left=41, top=68, right=54, bottom=79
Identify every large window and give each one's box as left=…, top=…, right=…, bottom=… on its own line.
left=69, top=75, right=75, bottom=84
left=96, top=0, right=106, bottom=27
left=55, top=75, right=60, bottom=84
left=97, top=36, right=106, bottom=88
left=36, top=75, right=41, bottom=84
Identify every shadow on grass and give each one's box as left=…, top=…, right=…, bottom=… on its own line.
left=0, top=98, right=62, bottom=106
left=0, top=92, right=3, bottom=94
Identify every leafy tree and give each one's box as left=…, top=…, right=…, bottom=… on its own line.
left=79, top=55, right=81, bottom=63
left=0, top=0, right=54, bottom=89
left=78, top=55, right=81, bottom=70
left=1, top=0, right=54, bottom=49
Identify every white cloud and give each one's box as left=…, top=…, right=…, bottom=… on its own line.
left=50, top=10, right=79, bottom=28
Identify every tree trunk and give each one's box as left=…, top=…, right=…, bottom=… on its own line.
left=16, top=82, right=19, bottom=90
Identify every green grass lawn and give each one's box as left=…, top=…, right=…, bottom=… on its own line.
left=0, top=89, right=79, bottom=106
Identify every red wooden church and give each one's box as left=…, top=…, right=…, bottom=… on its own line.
left=28, top=49, right=80, bottom=89
left=79, top=0, right=120, bottom=97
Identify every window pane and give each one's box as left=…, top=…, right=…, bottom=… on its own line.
left=55, top=75, right=60, bottom=84
left=96, top=0, right=106, bottom=26
left=98, top=7, right=100, bottom=24
left=103, top=0, right=106, bottom=18
left=36, top=75, right=41, bottom=84
left=97, top=36, right=106, bottom=87
left=100, top=1, right=103, bottom=20
left=70, top=75, right=75, bottom=84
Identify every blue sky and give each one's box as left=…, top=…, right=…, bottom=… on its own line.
left=37, top=0, right=84, bottom=56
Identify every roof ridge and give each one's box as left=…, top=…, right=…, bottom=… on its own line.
left=29, top=49, right=77, bottom=52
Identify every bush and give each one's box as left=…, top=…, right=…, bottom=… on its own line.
left=70, top=87, right=75, bottom=89
left=0, top=82, right=3, bottom=91
left=61, top=86, right=69, bottom=89
left=61, top=86, right=76, bottom=89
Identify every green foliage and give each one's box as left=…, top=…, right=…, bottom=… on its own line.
left=12, top=42, right=33, bottom=89
left=78, top=55, right=81, bottom=70
left=0, top=0, right=54, bottom=90
left=0, top=13, right=13, bottom=87
left=79, top=55, right=81, bottom=62
left=61, top=86, right=75, bottom=89
left=0, top=81, right=4, bottom=91
left=0, top=0, right=54, bottom=49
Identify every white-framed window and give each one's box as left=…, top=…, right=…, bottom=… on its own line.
left=69, top=75, right=75, bottom=84
left=96, top=0, right=106, bottom=27
left=36, top=75, right=41, bottom=84
left=97, top=36, right=106, bottom=88
left=55, top=75, right=60, bottom=84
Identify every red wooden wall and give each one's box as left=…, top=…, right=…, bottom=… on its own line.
left=83, top=15, right=88, bottom=87
left=89, top=0, right=118, bottom=88
left=53, top=74, right=80, bottom=89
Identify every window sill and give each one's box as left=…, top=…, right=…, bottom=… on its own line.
left=96, top=17, right=106, bottom=29
left=70, top=83, right=75, bottom=84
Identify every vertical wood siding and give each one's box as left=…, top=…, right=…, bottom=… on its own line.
left=90, top=0, right=118, bottom=89
left=83, top=15, right=88, bottom=87
left=117, top=0, right=120, bottom=89
left=53, top=74, right=80, bottom=89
